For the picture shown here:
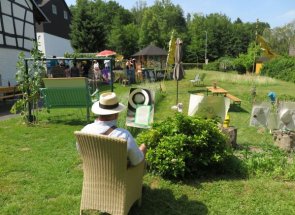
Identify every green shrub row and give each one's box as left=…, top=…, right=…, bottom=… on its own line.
left=260, top=56, right=295, bottom=83
left=203, top=57, right=238, bottom=73
left=136, top=114, right=232, bottom=179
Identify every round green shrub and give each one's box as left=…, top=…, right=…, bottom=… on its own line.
left=203, top=61, right=219, bottom=71
left=136, top=114, right=232, bottom=179
left=260, top=56, right=295, bottom=83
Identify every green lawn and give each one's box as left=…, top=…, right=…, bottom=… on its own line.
left=1, top=70, right=295, bottom=214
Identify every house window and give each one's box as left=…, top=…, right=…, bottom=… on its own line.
left=64, top=11, right=68, bottom=20
left=52, top=4, right=57, bottom=15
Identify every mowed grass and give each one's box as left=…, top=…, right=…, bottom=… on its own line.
left=1, top=69, right=295, bottom=214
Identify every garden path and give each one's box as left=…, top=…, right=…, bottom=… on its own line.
left=0, top=100, right=18, bottom=121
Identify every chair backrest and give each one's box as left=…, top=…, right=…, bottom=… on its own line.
left=43, top=77, right=88, bottom=88
left=75, top=131, right=144, bottom=215
left=75, top=131, right=128, bottom=213
left=195, top=74, right=200, bottom=80
left=75, top=131, right=128, bottom=182
left=41, top=77, right=92, bottom=109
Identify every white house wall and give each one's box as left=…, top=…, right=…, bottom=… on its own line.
left=0, top=48, right=30, bottom=86
left=0, top=0, right=37, bottom=86
left=37, top=32, right=73, bottom=57
left=0, top=0, right=35, bottom=51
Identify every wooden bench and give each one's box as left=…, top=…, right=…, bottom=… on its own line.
left=0, top=86, right=23, bottom=101
left=226, top=93, right=241, bottom=105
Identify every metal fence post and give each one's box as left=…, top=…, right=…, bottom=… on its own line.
left=25, top=59, right=33, bottom=122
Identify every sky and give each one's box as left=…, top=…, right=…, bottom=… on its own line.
left=65, top=0, right=295, bottom=28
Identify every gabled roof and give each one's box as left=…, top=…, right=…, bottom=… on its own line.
left=31, top=0, right=49, bottom=23
left=34, top=0, right=50, bottom=7
left=132, top=44, right=167, bottom=56
left=34, top=0, right=72, bottom=15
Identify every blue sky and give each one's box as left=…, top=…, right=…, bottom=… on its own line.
left=65, top=0, right=295, bottom=28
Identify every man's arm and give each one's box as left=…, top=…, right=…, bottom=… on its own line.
left=127, top=134, right=146, bottom=166
left=139, top=144, right=147, bottom=157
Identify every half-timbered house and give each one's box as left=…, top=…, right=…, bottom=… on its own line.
left=0, top=0, right=47, bottom=86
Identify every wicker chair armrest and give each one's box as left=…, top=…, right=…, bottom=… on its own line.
left=126, top=160, right=145, bottom=209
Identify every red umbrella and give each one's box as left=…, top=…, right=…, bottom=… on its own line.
left=96, top=50, right=117, bottom=57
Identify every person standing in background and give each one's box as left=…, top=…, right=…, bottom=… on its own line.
left=104, top=59, right=110, bottom=70
left=70, top=61, right=80, bottom=77
left=126, top=58, right=133, bottom=85
left=131, top=58, right=136, bottom=84
left=47, top=56, right=58, bottom=77
left=64, top=64, right=71, bottom=77
left=93, top=60, right=101, bottom=80
left=82, top=61, right=90, bottom=78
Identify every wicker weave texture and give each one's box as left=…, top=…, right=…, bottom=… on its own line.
left=75, top=132, right=144, bottom=215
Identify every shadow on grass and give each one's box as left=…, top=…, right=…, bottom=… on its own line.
left=81, top=186, right=208, bottom=215
left=210, top=155, right=249, bottom=180
left=161, top=155, right=249, bottom=186
left=228, top=104, right=249, bottom=113
left=47, top=117, right=87, bottom=126
left=187, top=89, right=207, bottom=94
left=129, top=186, right=208, bottom=215
left=40, top=111, right=88, bottom=126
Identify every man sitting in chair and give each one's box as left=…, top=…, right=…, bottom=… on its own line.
left=79, top=92, right=147, bottom=166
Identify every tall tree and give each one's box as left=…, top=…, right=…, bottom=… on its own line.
left=186, top=13, right=232, bottom=62
left=131, top=0, right=148, bottom=26
left=204, top=13, right=232, bottom=60
left=139, top=0, right=186, bottom=49
left=139, top=8, right=161, bottom=47
left=186, top=14, right=270, bottom=62
left=234, top=41, right=262, bottom=73
left=92, top=0, right=134, bottom=52
left=70, top=0, right=106, bottom=52
left=229, top=21, right=252, bottom=57
left=107, top=17, right=139, bottom=57
left=186, top=14, right=205, bottom=62
left=263, top=21, right=295, bottom=56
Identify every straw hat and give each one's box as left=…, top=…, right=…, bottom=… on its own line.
left=92, top=92, right=126, bottom=115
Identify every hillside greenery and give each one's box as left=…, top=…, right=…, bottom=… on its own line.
left=69, top=0, right=269, bottom=61
left=69, top=0, right=294, bottom=62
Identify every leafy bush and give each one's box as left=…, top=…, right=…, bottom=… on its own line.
left=203, top=61, right=219, bottom=71
left=260, top=56, right=295, bottom=83
left=233, top=42, right=261, bottom=74
left=182, top=63, right=199, bottom=70
left=203, top=57, right=236, bottom=72
left=218, top=56, right=235, bottom=72
left=239, top=145, right=295, bottom=180
left=136, top=114, right=232, bottom=179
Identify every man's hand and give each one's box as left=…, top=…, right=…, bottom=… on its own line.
left=139, top=144, right=147, bottom=156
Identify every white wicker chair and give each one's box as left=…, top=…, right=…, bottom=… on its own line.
left=74, top=131, right=145, bottom=215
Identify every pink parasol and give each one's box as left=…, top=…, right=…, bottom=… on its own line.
left=96, top=50, right=117, bottom=57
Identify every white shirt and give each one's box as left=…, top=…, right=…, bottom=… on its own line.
left=80, top=119, right=144, bottom=166
left=104, top=60, right=110, bottom=68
